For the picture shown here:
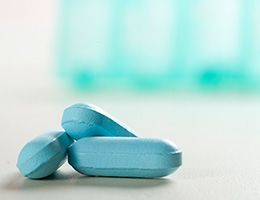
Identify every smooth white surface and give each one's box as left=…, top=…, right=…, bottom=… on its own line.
left=0, top=91, right=260, bottom=200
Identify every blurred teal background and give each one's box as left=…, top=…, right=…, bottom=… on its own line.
left=58, top=0, right=260, bottom=92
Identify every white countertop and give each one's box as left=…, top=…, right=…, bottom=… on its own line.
left=1, top=89, right=260, bottom=200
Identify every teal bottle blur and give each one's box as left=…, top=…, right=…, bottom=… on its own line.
left=57, top=0, right=260, bottom=91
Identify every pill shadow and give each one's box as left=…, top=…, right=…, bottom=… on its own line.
left=2, top=171, right=172, bottom=191
left=2, top=171, right=73, bottom=191
left=74, top=176, right=171, bottom=189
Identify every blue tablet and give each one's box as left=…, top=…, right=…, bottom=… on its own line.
left=17, top=131, right=74, bottom=179
left=62, top=103, right=137, bottom=140
left=68, top=137, right=182, bottom=178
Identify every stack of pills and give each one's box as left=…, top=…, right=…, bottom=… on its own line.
left=17, top=103, right=182, bottom=179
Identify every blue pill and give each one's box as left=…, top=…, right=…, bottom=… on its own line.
left=17, top=131, right=73, bottom=179
left=68, top=137, right=182, bottom=178
left=62, top=103, right=137, bottom=140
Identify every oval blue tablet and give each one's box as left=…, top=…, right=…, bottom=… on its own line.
left=62, top=103, right=137, bottom=140
left=68, top=137, right=182, bottom=178
left=17, top=131, right=74, bottom=179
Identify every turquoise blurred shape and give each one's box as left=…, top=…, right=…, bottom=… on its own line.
left=57, top=0, right=260, bottom=91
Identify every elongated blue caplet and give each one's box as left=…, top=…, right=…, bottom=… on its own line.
left=68, top=137, right=182, bottom=178
left=17, top=131, right=74, bottom=179
left=62, top=103, right=137, bottom=140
